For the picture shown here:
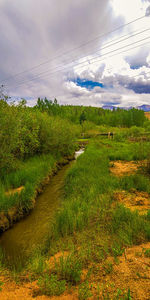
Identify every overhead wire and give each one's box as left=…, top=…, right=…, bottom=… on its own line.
left=1, top=14, right=147, bottom=84
left=6, top=26, right=150, bottom=87
left=11, top=35, right=150, bottom=89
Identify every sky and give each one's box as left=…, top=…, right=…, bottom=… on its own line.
left=0, top=0, right=150, bottom=108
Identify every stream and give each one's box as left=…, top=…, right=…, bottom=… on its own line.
left=0, top=149, right=84, bottom=268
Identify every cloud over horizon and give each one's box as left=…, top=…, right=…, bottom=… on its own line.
left=0, top=0, right=150, bottom=108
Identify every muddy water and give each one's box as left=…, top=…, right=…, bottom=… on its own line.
left=0, top=162, right=74, bottom=268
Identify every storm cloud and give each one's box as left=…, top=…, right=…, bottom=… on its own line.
left=0, top=0, right=150, bottom=107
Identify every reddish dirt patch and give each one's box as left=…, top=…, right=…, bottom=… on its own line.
left=145, top=112, right=150, bottom=120
left=0, top=274, right=78, bottom=300
left=0, top=243, right=150, bottom=299
left=96, top=242, right=150, bottom=300
left=110, top=161, right=141, bottom=177
left=47, top=251, right=69, bottom=267
left=5, top=186, right=24, bottom=196
left=86, top=243, right=150, bottom=299
left=114, top=190, right=150, bottom=214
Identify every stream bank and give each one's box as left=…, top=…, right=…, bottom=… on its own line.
left=0, top=150, right=84, bottom=268
left=0, top=155, right=74, bottom=234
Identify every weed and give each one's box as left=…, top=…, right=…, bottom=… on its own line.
left=37, top=274, right=66, bottom=296
left=0, top=281, right=4, bottom=292
left=111, top=205, right=149, bottom=245
left=103, top=262, right=113, bottom=274
left=27, top=250, right=46, bottom=275
left=55, top=253, right=82, bottom=284
left=78, top=281, right=92, bottom=300
left=144, top=249, right=150, bottom=257
left=111, top=243, right=125, bottom=258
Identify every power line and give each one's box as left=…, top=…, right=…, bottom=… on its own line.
left=11, top=35, right=150, bottom=89
left=39, top=69, right=150, bottom=101
left=6, top=26, right=150, bottom=86
left=1, top=14, right=147, bottom=83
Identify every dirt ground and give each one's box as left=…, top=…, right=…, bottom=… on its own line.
left=5, top=186, right=24, bottom=196
left=145, top=112, right=150, bottom=120
left=114, top=190, right=150, bottom=214
left=93, top=242, right=150, bottom=300
left=110, top=160, right=141, bottom=177
left=0, top=160, right=149, bottom=299
left=0, top=242, right=150, bottom=299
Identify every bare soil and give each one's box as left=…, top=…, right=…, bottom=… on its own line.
left=0, top=243, right=150, bottom=299
left=0, top=160, right=149, bottom=299
left=145, top=112, right=150, bottom=120
left=114, top=190, right=150, bottom=214
left=5, top=186, right=24, bottom=196
left=90, top=242, right=150, bottom=300
left=110, top=160, right=140, bottom=177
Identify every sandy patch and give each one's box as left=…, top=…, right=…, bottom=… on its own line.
left=114, top=190, right=150, bottom=214
left=47, top=251, right=69, bottom=266
left=145, top=112, right=150, bottom=120
left=0, top=274, right=78, bottom=300
left=5, top=186, right=24, bottom=196
left=0, top=243, right=150, bottom=299
left=110, top=161, right=141, bottom=177
left=88, top=243, right=150, bottom=300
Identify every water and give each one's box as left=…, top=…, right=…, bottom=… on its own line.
left=0, top=150, right=84, bottom=267
left=74, top=148, right=84, bottom=159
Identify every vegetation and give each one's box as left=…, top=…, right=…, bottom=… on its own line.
left=35, top=97, right=146, bottom=127
left=0, top=99, right=80, bottom=213
left=26, top=137, right=150, bottom=298
left=0, top=98, right=150, bottom=298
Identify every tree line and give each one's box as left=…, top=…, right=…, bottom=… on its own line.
left=35, top=97, right=146, bottom=127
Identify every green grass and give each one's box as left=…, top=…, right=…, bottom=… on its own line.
left=2, top=136, right=150, bottom=298
left=0, top=154, right=56, bottom=212
left=37, top=274, right=66, bottom=296
left=47, top=139, right=150, bottom=244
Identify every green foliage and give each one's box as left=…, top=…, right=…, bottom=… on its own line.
left=0, top=154, right=55, bottom=212
left=46, top=139, right=150, bottom=248
left=35, top=98, right=146, bottom=127
left=111, top=205, right=150, bottom=245
left=0, top=100, right=79, bottom=174
left=0, top=281, right=4, bottom=292
left=54, top=254, right=82, bottom=284
left=27, top=250, right=46, bottom=275
left=78, top=281, right=92, bottom=300
left=111, top=243, right=125, bottom=258
left=144, top=249, right=150, bottom=257
left=37, top=274, right=66, bottom=296
left=120, top=174, right=150, bottom=193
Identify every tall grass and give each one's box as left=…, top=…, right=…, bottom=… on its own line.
left=111, top=205, right=150, bottom=245
left=0, top=154, right=56, bottom=212
left=46, top=138, right=150, bottom=247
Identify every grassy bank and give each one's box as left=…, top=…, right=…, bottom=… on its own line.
left=23, top=138, right=150, bottom=299
left=0, top=151, right=75, bottom=233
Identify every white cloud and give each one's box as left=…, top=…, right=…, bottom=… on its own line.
left=0, top=0, right=150, bottom=107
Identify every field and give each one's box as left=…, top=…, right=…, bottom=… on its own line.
left=0, top=101, right=150, bottom=299
left=0, top=135, right=150, bottom=299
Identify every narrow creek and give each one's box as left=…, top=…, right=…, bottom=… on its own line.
left=0, top=150, right=84, bottom=268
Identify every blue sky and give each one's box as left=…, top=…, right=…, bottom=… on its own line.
left=73, top=78, right=104, bottom=90
left=0, top=0, right=150, bottom=108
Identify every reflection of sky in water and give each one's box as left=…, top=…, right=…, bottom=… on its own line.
left=75, top=149, right=84, bottom=159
